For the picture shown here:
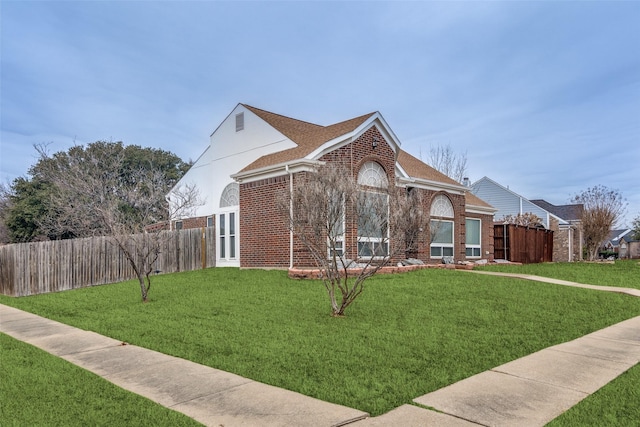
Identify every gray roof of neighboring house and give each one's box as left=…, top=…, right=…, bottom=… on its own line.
left=529, top=199, right=583, bottom=221
left=606, top=229, right=631, bottom=244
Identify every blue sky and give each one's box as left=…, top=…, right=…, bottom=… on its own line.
left=2, top=1, right=639, bottom=226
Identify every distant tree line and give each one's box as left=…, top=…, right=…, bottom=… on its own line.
left=0, top=141, right=192, bottom=243
left=0, top=141, right=199, bottom=302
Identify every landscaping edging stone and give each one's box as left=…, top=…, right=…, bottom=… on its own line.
left=288, top=263, right=475, bottom=280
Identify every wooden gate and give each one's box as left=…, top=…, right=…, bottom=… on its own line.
left=494, top=224, right=553, bottom=263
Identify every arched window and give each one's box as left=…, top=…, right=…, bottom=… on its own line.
left=430, top=194, right=454, bottom=259
left=430, top=194, right=454, bottom=218
left=357, top=162, right=388, bottom=188
left=357, top=162, right=389, bottom=257
left=219, top=183, right=239, bottom=208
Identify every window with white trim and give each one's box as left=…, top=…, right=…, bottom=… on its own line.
left=357, top=191, right=389, bottom=257
left=356, top=162, right=389, bottom=258
left=357, top=161, right=388, bottom=188
left=431, top=194, right=454, bottom=217
left=430, top=220, right=454, bottom=257
left=328, top=194, right=345, bottom=258
left=465, top=218, right=481, bottom=257
left=220, top=183, right=239, bottom=207
left=430, top=195, right=454, bottom=258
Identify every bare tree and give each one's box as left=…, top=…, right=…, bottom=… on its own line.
left=502, top=212, right=544, bottom=228
left=571, top=185, right=626, bottom=261
left=632, top=213, right=640, bottom=240
left=35, top=143, right=201, bottom=301
left=426, top=143, right=468, bottom=183
left=280, top=163, right=426, bottom=317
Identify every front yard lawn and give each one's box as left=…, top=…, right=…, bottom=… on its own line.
left=1, top=267, right=638, bottom=417
left=548, top=363, right=640, bottom=426
left=478, top=259, right=640, bottom=289
left=0, top=333, right=203, bottom=426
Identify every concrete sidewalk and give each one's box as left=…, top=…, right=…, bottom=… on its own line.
left=464, top=269, right=640, bottom=298
left=2, top=306, right=639, bottom=426
left=0, top=304, right=368, bottom=427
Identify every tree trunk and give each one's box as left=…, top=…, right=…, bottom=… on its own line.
left=138, top=275, right=149, bottom=302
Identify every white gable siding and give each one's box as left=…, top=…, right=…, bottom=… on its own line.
left=169, top=104, right=297, bottom=218
left=470, top=177, right=550, bottom=228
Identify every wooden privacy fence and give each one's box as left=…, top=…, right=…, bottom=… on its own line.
left=0, top=227, right=216, bottom=297
left=494, top=224, right=554, bottom=264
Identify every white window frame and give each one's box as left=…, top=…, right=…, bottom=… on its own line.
left=465, top=218, right=481, bottom=258
left=356, top=162, right=389, bottom=259
left=357, top=161, right=388, bottom=188
left=217, top=207, right=239, bottom=263
left=430, top=219, right=454, bottom=258
left=220, top=183, right=239, bottom=208
left=429, top=194, right=455, bottom=259
left=357, top=190, right=389, bottom=259
left=327, top=196, right=345, bottom=258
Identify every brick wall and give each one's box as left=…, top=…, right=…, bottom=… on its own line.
left=234, top=124, right=495, bottom=268
left=240, top=175, right=291, bottom=268
left=479, top=213, right=495, bottom=262
left=548, top=218, right=584, bottom=262
left=319, top=126, right=398, bottom=266
left=173, top=215, right=211, bottom=230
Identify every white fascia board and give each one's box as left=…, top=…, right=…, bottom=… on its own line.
left=395, top=163, right=410, bottom=179
left=397, top=176, right=467, bottom=194
left=231, top=159, right=324, bottom=183
left=305, top=113, right=401, bottom=161
left=369, top=113, right=402, bottom=151
left=466, top=205, right=499, bottom=215
left=306, top=135, right=354, bottom=161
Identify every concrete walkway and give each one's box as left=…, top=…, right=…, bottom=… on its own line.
left=464, top=269, right=640, bottom=298
left=2, top=275, right=639, bottom=426
left=0, top=304, right=367, bottom=427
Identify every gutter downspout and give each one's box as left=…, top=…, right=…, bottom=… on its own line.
left=286, top=165, right=294, bottom=269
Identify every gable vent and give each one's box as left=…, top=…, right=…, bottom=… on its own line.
left=235, top=112, right=244, bottom=132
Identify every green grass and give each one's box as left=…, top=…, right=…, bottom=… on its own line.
left=1, top=267, right=639, bottom=417
left=0, top=333, right=203, bottom=426
left=547, top=363, right=640, bottom=426
left=478, top=259, right=640, bottom=289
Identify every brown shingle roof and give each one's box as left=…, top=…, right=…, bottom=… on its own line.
left=465, top=192, right=493, bottom=209
left=237, top=106, right=493, bottom=211
left=397, top=150, right=493, bottom=209
left=240, top=105, right=375, bottom=172
left=397, top=150, right=460, bottom=186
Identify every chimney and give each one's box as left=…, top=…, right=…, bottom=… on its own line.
left=462, top=177, right=470, bottom=187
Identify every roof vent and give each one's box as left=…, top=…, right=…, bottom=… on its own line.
left=235, top=112, right=244, bottom=132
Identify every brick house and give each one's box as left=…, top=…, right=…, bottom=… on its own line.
left=168, top=104, right=496, bottom=268
left=602, top=229, right=640, bottom=259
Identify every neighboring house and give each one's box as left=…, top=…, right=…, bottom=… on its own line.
left=602, top=229, right=640, bottom=258
left=470, top=177, right=583, bottom=262
left=529, top=199, right=583, bottom=263
left=620, top=234, right=640, bottom=259
left=168, top=104, right=496, bottom=269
